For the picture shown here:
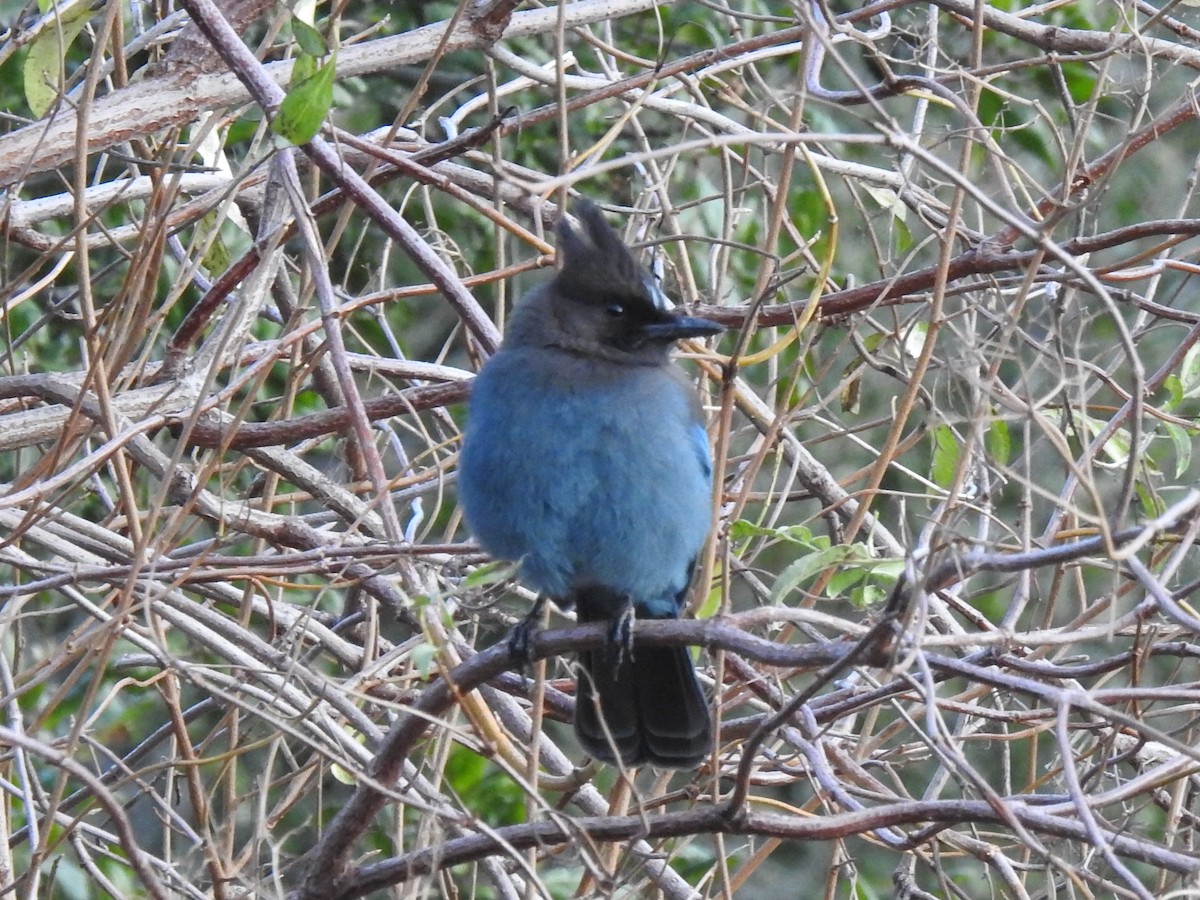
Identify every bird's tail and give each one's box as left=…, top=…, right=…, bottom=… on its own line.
left=573, top=603, right=711, bottom=769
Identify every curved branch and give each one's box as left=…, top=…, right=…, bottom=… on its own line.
left=323, top=797, right=1198, bottom=899
left=0, top=0, right=662, bottom=188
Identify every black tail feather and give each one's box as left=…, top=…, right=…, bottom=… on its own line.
left=573, top=605, right=711, bottom=769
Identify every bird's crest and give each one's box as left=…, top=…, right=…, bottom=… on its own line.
left=553, top=201, right=671, bottom=312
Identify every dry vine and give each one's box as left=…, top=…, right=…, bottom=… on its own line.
left=3, top=0, right=1200, bottom=897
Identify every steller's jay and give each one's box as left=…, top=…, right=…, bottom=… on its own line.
left=458, top=201, right=723, bottom=768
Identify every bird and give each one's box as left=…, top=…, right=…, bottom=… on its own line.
left=458, top=200, right=723, bottom=768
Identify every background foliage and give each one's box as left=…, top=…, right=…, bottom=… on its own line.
left=3, top=0, right=1200, bottom=897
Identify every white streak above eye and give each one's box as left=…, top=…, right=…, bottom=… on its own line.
left=643, top=275, right=674, bottom=312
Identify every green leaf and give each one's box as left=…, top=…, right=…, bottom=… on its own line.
left=771, top=543, right=861, bottom=604
left=292, top=19, right=327, bottom=57
left=1100, top=427, right=1131, bottom=466
left=445, top=745, right=526, bottom=825
left=694, top=581, right=722, bottom=620
left=23, top=2, right=92, bottom=117
left=272, top=52, right=336, bottom=145
left=862, top=332, right=886, bottom=352
left=986, top=418, right=1011, bottom=467
left=826, top=555, right=903, bottom=599
left=463, top=559, right=517, bottom=589
left=825, top=566, right=866, bottom=596
left=1163, top=373, right=1183, bottom=411
left=728, top=519, right=815, bottom=544
left=863, top=184, right=907, bottom=224
left=289, top=52, right=317, bottom=87
left=330, top=725, right=366, bottom=784
left=902, top=321, right=928, bottom=360
left=1059, top=60, right=1097, bottom=104
left=872, top=558, right=907, bottom=581
left=197, top=211, right=231, bottom=274
left=931, top=424, right=959, bottom=488
left=1135, top=481, right=1165, bottom=518
left=1180, top=343, right=1200, bottom=399
left=851, top=582, right=887, bottom=609
left=1166, top=423, right=1194, bottom=477
left=839, top=358, right=862, bottom=414
left=411, top=642, right=438, bottom=678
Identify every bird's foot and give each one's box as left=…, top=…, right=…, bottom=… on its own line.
left=607, top=598, right=635, bottom=665
left=508, top=595, right=548, bottom=665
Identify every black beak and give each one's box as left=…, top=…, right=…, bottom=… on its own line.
left=639, top=315, right=725, bottom=343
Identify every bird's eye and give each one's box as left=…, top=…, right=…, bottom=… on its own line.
left=605, top=304, right=625, bottom=318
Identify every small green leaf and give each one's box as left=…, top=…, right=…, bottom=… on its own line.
left=292, top=19, right=327, bottom=57
left=1077, top=412, right=1132, bottom=467
left=862, top=332, right=885, bottom=352
left=196, top=211, right=231, bottom=273
left=728, top=520, right=815, bottom=544
left=1059, top=60, right=1098, bottom=104
left=463, top=559, right=517, bottom=589
left=851, top=583, right=887, bottom=609
left=289, top=52, right=317, bottom=87
left=728, top=519, right=776, bottom=541
left=839, top=363, right=862, bottom=414
left=695, top=581, right=722, bottom=620
left=1100, top=427, right=1131, bottom=466
left=1181, top=343, right=1200, bottom=399
left=902, top=321, right=929, bottom=360
left=771, top=543, right=861, bottom=605
left=411, top=642, right=438, bottom=678
left=272, top=52, right=336, bottom=145
left=1135, top=482, right=1165, bottom=518
left=825, top=566, right=866, bottom=596
left=1163, top=374, right=1184, bottom=411
left=986, top=418, right=1011, bottom=467
left=1166, top=423, right=1194, bottom=477
left=931, top=424, right=959, bottom=488
left=330, top=726, right=366, bottom=784
left=826, top=555, right=902, bottom=599
left=863, top=184, right=907, bottom=223
left=23, top=3, right=92, bottom=117
left=869, top=558, right=907, bottom=582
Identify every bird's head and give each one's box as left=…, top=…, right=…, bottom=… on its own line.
left=534, top=201, right=723, bottom=365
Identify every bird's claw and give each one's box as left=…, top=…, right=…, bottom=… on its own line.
left=508, top=595, right=548, bottom=667
left=607, top=599, right=635, bottom=665
left=508, top=618, right=535, bottom=663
